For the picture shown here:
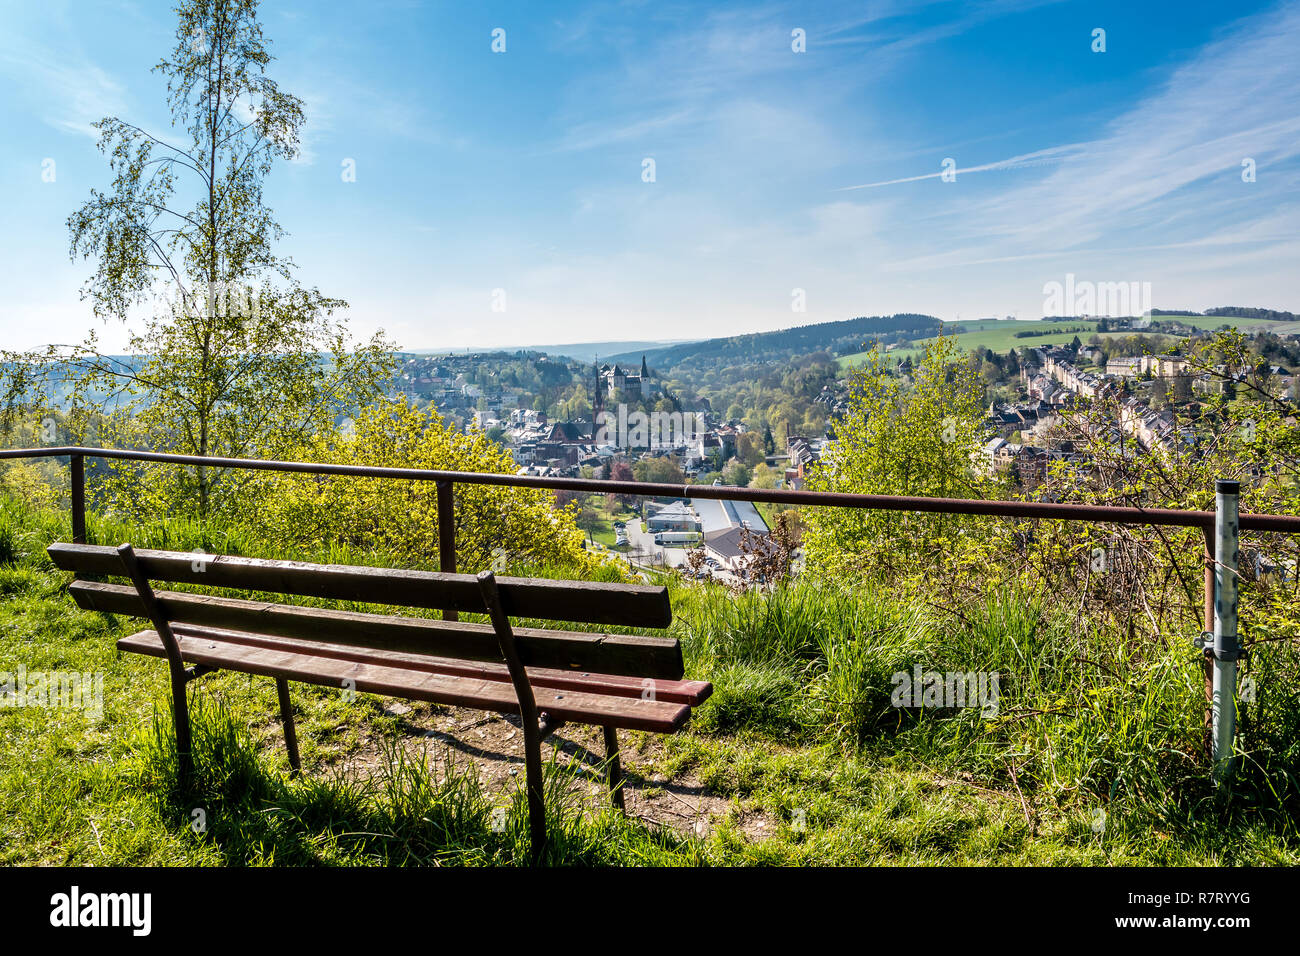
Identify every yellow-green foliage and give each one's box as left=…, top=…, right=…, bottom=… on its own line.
left=0, top=460, right=65, bottom=513
left=234, top=398, right=598, bottom=573
left=802, top=335, right=1004, bottom=586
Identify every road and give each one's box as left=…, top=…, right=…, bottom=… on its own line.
left=623, top=520, right=691, bottom=568
left=620, top=521, right=745, bottom=586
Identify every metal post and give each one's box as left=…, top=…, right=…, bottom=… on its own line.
left=70, top=454, right=86, bottom=544
left=436, top=479, right=457, bottom=621
left=1201, top=527, right=1215, bottom=755
left=1211, top=479, right=1240, bottom=783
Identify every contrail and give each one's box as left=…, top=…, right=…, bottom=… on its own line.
left=838, top=143, right=1087, bottom=190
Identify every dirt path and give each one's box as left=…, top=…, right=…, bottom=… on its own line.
left=343, top=701, right=745, bottom=838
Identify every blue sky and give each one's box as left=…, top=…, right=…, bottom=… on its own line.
left=2, top=0, right=1298, bottom=352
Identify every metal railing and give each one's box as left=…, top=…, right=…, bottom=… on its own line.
left=4, top=443, right=1299, bottom=778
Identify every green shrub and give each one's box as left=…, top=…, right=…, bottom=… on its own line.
left=693, top=662, right=805, bottom=736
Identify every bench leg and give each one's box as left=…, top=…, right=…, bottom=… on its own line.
left=121, top=543, right=193, bottom=787
left=169, top=669, right=193, bottom=787
left=603, top=725, right=625, bottom=812
left=477, top=571, right=547, bottom=862
left=523, top=718, right=546, bottom=860
left=275, top=677, right=302, bottom=775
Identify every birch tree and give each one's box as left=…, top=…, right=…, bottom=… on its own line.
left=4, top=0, right=393, bottom=521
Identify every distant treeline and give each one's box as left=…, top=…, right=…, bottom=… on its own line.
left=1150, top=306, right=1297, bottom=322
left=1013, top=324, right=1091, bottom=339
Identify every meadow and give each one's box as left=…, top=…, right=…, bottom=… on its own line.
left=2, top=493, right=1298, bottom=866
left=837, top=314, right=1291, bottom=369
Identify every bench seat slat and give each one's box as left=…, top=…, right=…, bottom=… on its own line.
left=72, top=580, right=685, bottom=680
left=118, top=630, right=693, bottom=733
left=50, top=542, right=671, bottom=628
left=161, top=624, right=712, bottom=705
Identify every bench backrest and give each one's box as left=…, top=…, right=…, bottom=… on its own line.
left=48, top=543, right=683, bottom=680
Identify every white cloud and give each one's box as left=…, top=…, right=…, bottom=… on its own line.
left=0, top=42, right=126, bottom=138
left=957, top=4, right=1300, bottom=253
left=553, top=109, right=697, bottom=153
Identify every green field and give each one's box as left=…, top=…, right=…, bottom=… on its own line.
left=839, top=320, right=1102, bottom=369
left=838, top=315, right=1292, bottom=369
left=1154, top=314, right=1300, bottom=334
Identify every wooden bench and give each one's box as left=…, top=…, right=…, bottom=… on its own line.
left=48, top=542, right=711, bottom=857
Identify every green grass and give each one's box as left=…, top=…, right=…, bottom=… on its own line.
left=583, top=499, right=637, bottom=549
left=2, top=493, right=1299, bottom=866
left=838, top=314, right=1294, bottom=369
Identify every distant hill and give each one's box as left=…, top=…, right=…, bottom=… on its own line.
left=607, top=314, right=942, bottom=372
left=408, top=340, right=698, bottom=363
left=519, top=340, right=698, bottom=363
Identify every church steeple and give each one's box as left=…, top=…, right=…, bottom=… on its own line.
left=641, top=354, right=649, bottom=379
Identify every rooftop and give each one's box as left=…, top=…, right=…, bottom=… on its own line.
left=691, top=496, right=769, bottom=535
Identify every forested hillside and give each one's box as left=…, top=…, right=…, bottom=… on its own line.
left=608, top=314, right=941, bottom=372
